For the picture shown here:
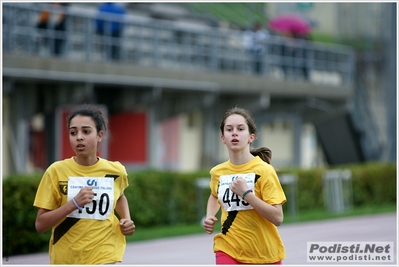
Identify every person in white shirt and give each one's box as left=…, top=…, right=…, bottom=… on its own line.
left=243, top=22, right=270, bottom=75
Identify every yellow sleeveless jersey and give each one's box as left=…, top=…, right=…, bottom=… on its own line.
left=33, top=157, right=128, bottom=264
left=210, top=156, right=286, bottom=264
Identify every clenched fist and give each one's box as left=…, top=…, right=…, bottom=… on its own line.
left=119, top=219, right=135, bottom=236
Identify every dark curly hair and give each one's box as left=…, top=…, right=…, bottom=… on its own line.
left=66, top=104, right=107, bottom=135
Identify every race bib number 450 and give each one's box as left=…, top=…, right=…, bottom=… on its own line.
left=218, top=173, right=255, bottom=212
left=67, top=177, right=114, bottom=220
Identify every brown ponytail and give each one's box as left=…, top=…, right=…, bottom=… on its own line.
left=250, top=147, right=272, bottom=164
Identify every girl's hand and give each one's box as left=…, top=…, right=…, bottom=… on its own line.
left=74, top=186, right=95, bottom=207
left=119, top=218, right=135, bottom=236
left=203, top=216, right=218, bottom=234
left=229, top=177, right=248, bottom=197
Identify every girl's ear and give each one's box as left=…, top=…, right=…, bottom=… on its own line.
left=97, top=130, right=104, bottom=143
left=249, top=133, right=256, bottom=144
left=221, top=135, right=226, bottom=144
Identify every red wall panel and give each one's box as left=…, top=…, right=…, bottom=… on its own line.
left=108, top=111, right=147, bottom=163
left=160, top=117, right=179, bottom=168
left=61, top=110, right=75, bottom=159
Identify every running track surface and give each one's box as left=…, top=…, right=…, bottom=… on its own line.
left=3, top=212, right=397, bottom=265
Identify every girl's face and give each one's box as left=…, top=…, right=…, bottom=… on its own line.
left=69, top=115, right=103, bottom=159
left=221, top=114, right=255, bottom=152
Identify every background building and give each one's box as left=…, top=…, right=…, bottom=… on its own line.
left=2, top=2, right=396, bottom=176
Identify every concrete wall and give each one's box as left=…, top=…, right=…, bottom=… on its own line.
left=179, top=111, right=203, bottom=171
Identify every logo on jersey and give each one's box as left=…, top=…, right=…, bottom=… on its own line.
left=59, top=181, right=68, bottom=195
left=87, top=179, right=98, bottom=187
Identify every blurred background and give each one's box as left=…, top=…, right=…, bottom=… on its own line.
left=2, top=2, right=397, bottom=258
left=2, top=2, right=396, bottom=176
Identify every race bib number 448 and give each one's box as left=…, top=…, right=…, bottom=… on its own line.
left=218, top=173, right=255, bottom=212
left=67, top=177, right=114, bottom=220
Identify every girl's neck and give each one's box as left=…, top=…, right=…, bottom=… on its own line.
left=229, top=151, right=254, bottom=166
left=74, top=156, right=99, bottom=166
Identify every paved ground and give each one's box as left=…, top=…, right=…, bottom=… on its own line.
left=3, top=212, right=397, bottom=265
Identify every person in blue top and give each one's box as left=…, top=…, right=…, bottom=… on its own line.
left=95, top=2, right=127, bottom=60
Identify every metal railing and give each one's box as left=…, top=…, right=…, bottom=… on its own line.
left=3, top=3, right=355, bottom=85
left=323, top=169, right=353, bottom=214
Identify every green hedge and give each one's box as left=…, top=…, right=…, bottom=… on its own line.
left=2, top=173, right=52, bottom=257
left=125, top=170, right=210, bottom=226
left=279, top=162, right=396, bottom=212
left=2, top=162, right=396, bottom=256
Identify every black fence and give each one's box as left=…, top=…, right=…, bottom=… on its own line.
left=3, top=3, right=355, bottom=85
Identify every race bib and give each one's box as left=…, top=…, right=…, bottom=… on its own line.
left=218, top=173, right=255, bottom=212
left=67, top=177, right=114, bottom=220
